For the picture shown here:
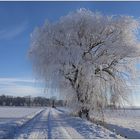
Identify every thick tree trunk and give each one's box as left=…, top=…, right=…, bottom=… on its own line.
left=78, top=108, right=90, bottom=120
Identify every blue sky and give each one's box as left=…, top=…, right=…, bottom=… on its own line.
left=0, top=1, right=140, bottom=105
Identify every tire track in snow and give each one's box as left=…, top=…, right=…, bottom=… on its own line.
left=14, top=108, right=49, bottom=139
left=50, top=108, right=84, bottom=139
left=47, top=108, right=52, bottom=139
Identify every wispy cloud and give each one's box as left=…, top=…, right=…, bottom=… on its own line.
left=0, top=77, right=46, bottom=97
left=0, top=22, right=28, bottom=40
left=0, top=77, right=41, bottom=84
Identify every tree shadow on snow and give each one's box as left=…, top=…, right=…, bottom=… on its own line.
left=106, top=123, right=140, bottom=139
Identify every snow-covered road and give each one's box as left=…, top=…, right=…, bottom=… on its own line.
left=14, top=109, right=49, bottom=139
left=13, top=108, right=117, bottom=139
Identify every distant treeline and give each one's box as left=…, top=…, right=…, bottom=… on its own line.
left=0, top=95, right=65, bottom=107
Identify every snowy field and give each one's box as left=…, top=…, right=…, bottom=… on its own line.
left=0, top=107, right=44, bottom=138
left=0, top=106, right=44, bottom=118
left=0, top=106, right=119, bottom=139
left=0, top=106, right=44, bottom=125
left=90, top=108, right=140, bottom=138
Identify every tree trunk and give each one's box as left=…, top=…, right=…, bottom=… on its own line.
left=78, top=108, right=90, bottom=120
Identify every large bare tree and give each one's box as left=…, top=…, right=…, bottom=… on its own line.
left=29, top=9, right=140, bottom=119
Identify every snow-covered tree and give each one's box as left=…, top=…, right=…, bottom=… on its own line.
left=29, top=9, right=140, bottom=119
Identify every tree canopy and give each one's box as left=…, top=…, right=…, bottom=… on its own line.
left=29, top=9, right=140, bottom=118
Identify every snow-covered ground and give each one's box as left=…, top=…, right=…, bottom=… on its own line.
left=0, top=107, right=118, bottom=139
left=90, top=108, right=140, bottom=138
left=0, top=106, right=44, bottom=118
left=14, top=108, right=118, bottom=139
left=0, top=107, right=44, bottom=138
left=58, top=107, right=140, bottom=139
left=1, top=106, right=139, bottom=139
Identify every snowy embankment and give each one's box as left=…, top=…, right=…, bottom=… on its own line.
left=0, top=107, right=44, bottom=138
